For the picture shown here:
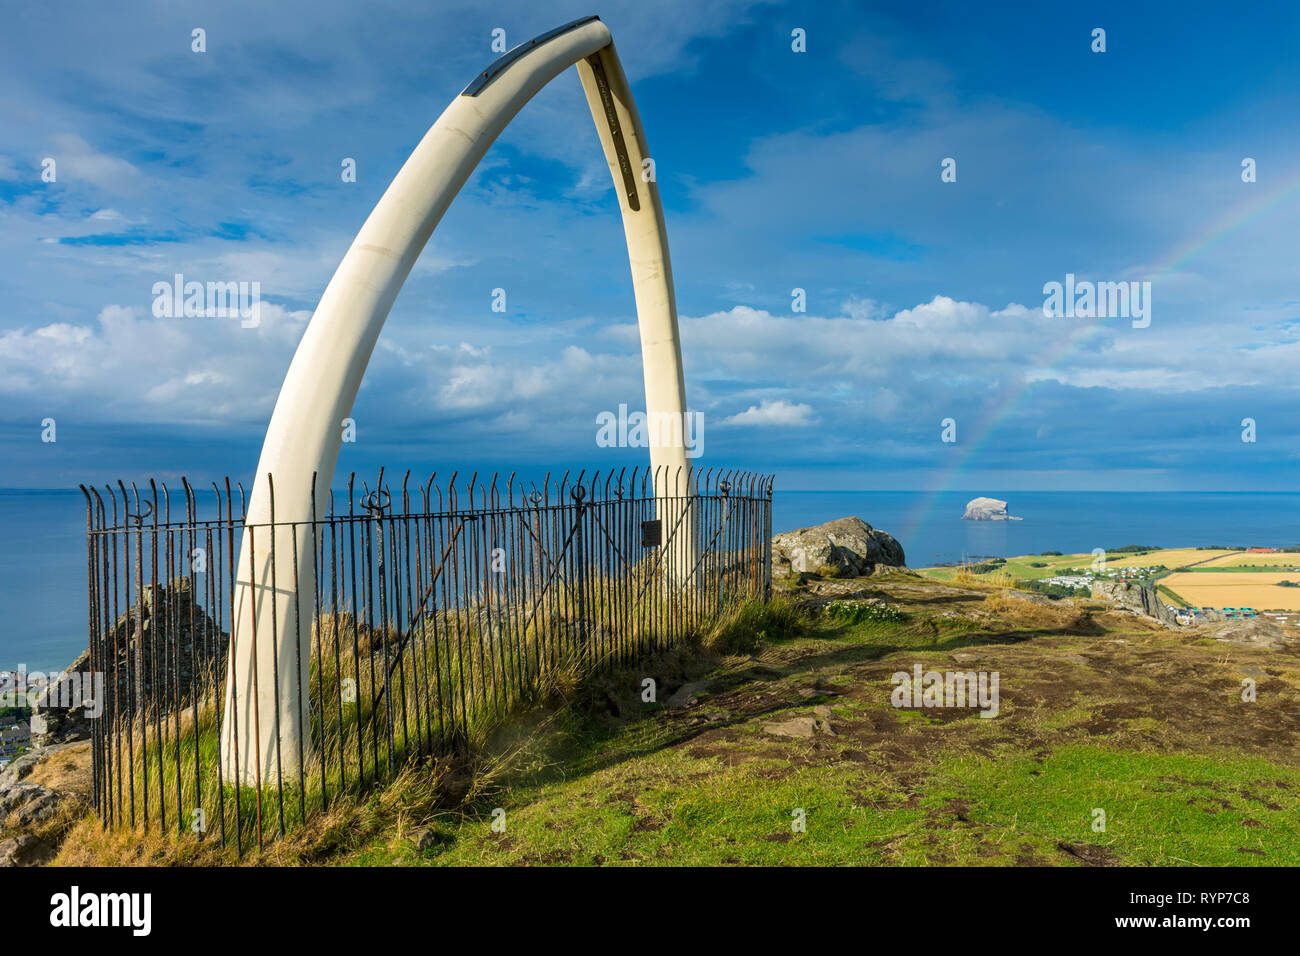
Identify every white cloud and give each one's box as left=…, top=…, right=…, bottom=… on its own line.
left=0, top=302, right=309, bottom=423
left=721, top=399, right=817, bottom=427
left=45, top=133, right=142, bottom=193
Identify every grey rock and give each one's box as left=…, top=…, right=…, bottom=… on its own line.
left=1212, top=619, right=1294, bottom=651
left=0, top=781, right=43, bottom=814
left=772, top=516, right=906, bottom=578
left=764, top=716, right=819, bottom=738
left=764, top=715, right=837, bottom=738
left=30, top=650, right=93, bottom=747
left=0, top=782, right=84, bottom=827
left=0, top=835, right=56, bottom=867
left=411, top=828, right=450, bottom=850
left=0, top=741, right=82, bottom=791
left=1091, top=580, right=1179, bottom=627
left=89, top=578, right=228, bottom=731
left=962, top=497, right=1022, bottom=521
left=666, top=680, right=709, bottom=709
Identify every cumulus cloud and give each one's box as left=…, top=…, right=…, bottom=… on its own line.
left=721, top=399, right=818, bottom=427
left=4, top=290, right=1295, bottom=441
left=0, top=302, right=310, bottom=423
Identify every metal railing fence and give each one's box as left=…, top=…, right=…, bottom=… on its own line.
left=81, top=466, right=772, bottom=851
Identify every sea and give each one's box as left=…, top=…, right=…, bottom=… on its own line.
left=4, top=488, right=1299, bottom=672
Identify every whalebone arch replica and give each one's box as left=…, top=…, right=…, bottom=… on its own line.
left=80, top=17, right=773, bottom=850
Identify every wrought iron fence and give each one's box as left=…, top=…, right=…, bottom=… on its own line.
left=81, top=467, right=773, bottom=851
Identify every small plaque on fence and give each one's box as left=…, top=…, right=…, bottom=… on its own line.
left=640, top=519, right=661, bottom=547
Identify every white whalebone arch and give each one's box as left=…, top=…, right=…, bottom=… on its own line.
left=222, top=17, right=694, bottom=783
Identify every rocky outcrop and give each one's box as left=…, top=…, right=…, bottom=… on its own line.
left=29, top=650, right=93, bottom=748
left=0, top=741, right=82, bottom=791
left=0, top=781, right=85, bottom=828
left=1211, top=619, right=1294, bottom=651
left=1091, top=580, right=1178, bottom=626
left=97, top=578, right=228, bottom=720
left=772, top=516, right=906, bottom=579
left=0, top=740, right=92, bottom=866
left=962, top=497, right=1021, bottom=521
left=28, top=580, right=226, bottom=747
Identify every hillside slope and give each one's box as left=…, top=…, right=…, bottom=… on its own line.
left=339, top=574, right=1300, bottom=866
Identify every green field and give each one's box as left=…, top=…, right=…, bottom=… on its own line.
left=921, top=548, right=1242, bottom=584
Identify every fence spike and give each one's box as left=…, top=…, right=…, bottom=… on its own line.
left=84, top=462, right=776, bottom=846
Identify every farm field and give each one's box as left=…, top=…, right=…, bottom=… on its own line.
left=1174, top=565, right=1300, bottom=573
left=1198, top=551, right=1300, bottom=568
left=1160, top=571, right=1300, bottom=611
left=1102, top=548, right=1237, bottom=568
left=921, top=548, right=1239, bottom=582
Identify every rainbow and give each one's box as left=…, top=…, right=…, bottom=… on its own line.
left=897, top=162, right=1300, bottom=533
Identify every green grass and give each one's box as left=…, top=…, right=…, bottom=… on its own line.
left=920, top=548, right=1243, bottom=583
left=350, top=743, right=1300, bottom=867
left=335, top=572, right=1300, bottom=867
left=338, top=588, right=1300, bottom=867
left=930, top=747, right=1298, bottom=865
left=920, top=553, right=1091, bottom=582
left=821, top=599, right=909, bottom=627
left=1156, top=584, right=1189, bottom=608
left=60, top=571, right=1300, bottom=867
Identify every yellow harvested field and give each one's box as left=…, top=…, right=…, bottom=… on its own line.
left=1160, top=572, right=1300, bottom=611
left=1103, top=549, right=1238, bottom=568
left=1198, top=551, right=1300, bottom=568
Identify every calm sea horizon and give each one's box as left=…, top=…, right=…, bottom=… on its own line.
left=4, top=487, right=1298, bottom=672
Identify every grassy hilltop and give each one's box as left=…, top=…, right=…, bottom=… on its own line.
left=45, top=565, right=1300, bottom=867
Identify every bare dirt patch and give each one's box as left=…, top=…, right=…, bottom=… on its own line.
left=656, top=578, right=1300, bottom=785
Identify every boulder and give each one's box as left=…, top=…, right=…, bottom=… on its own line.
left=962, top=497, right=1021, bottom=521
left=666, top=680, right=709, bottom=709
left=0, top=834, right=56, bottom=867
left=763, top=715, right=836, bottom=738
left=1091, top=580, right=1178, bottom=626
left=772, top=516, right=905, bottom=579
left=411, top=828, right=452, bottom=850
left=0, top=781, right=83, bottom=827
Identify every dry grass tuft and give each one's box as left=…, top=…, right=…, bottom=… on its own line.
left=983, top=591, right=1085, bottom=630
left=951, top=567, right=1019, bottom=590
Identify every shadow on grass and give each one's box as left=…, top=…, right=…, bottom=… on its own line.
left=459, top=592, right=1105, bottom=818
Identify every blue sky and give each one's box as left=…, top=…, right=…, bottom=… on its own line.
left=2, top=0, right=1299, bottom=492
